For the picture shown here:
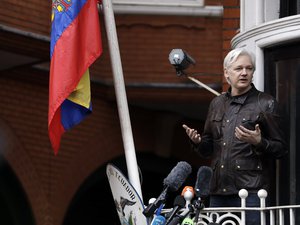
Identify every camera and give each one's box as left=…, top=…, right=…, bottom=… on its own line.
left=168, top=49, right=196, bottom=76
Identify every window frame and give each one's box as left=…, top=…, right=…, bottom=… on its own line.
left=112, top=0, right=204, bottom=7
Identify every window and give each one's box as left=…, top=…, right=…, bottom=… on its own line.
left=111, top=0, right=217, bottom=16
left=265, top=43, right=300, bottom=222
left=112, top=0, right=204, bottom=7
left=280, top=0, right=300, bottom=17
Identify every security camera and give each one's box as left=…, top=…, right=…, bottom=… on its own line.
left=168, top=49, right=196, bottom=76
left=168, top=49, right=221, bottom=96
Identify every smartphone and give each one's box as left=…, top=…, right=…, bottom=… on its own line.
left=241, top=112, right=264, bottom=130
left=241, top=120, right=256, bottom=130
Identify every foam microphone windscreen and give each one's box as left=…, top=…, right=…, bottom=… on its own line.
left=194, top=166, right=213, bottom=198
left=163, top=161, right=192, bottom=192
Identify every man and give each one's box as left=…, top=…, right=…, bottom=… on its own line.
left=182, top=48, right=287, bottom=225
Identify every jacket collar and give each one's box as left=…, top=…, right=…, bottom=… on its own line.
left=225, top=84, right=257, bottom=105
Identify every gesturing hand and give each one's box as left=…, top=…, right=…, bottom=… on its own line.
left=235, top=124, right=262, bottom=146
left=182, top=124, right=201, bottom=144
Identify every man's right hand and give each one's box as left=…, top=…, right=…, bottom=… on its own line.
left=182, top=124, right=201, bottom=144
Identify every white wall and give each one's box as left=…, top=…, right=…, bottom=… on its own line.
left=241, top=0, right=280, bottom=32
left=233, top=0, right=300, bottom=91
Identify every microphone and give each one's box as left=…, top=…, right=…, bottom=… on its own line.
left=151, top=215, right=166, bottom=225
left=143, top=161, right=192, bottom=218
left=165, top=195, right=186, bottom=225
left=167, top=199, right=194, bottom=225
left=181, top=186, right=195, bottom=209
left=193, top=166, right=213, bottom=224
left=167, top=186, right=195, bottom=225
left=164, top=161, right=192, bottom=192
left=194, top=166, right=212, bottom=198
left=181, top=217, right=194, bottom=225
left=151, top=204, right=166, bottom=225
left=146, top=198, right=158, bottom=224
left=149, top=198, right=157, bottom=205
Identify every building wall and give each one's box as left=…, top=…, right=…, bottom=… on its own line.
left=0, top=0, right=226, bottom=224
left=222, top=0, right=240, bottom=91
left=0, top=1, right=50, bottom=36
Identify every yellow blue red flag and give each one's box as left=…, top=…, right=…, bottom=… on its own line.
left=49, top=0, right=102, bottom=154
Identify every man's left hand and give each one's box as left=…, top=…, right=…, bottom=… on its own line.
left=235, top=124, right=261, bottom=146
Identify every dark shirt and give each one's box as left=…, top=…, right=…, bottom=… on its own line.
left=192, top=85, right=287, bottom=195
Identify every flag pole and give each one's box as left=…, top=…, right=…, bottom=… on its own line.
left=100, top=0, right=143, bottom=200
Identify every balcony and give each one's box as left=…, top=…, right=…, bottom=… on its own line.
left=158, top=189, right=300, bottom=225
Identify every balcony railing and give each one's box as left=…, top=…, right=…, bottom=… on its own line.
left=161, top=189, right=300, bottom=225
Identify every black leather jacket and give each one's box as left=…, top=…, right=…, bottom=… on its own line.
left=192, top=85, right=287, bottom=195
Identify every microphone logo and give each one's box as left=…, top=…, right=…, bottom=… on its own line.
left=106, top=164, right=147, bottom=225
left=181, top=217, right=194, bottom=225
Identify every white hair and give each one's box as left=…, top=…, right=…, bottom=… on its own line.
left=223, top=48, right=256, bottom=70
